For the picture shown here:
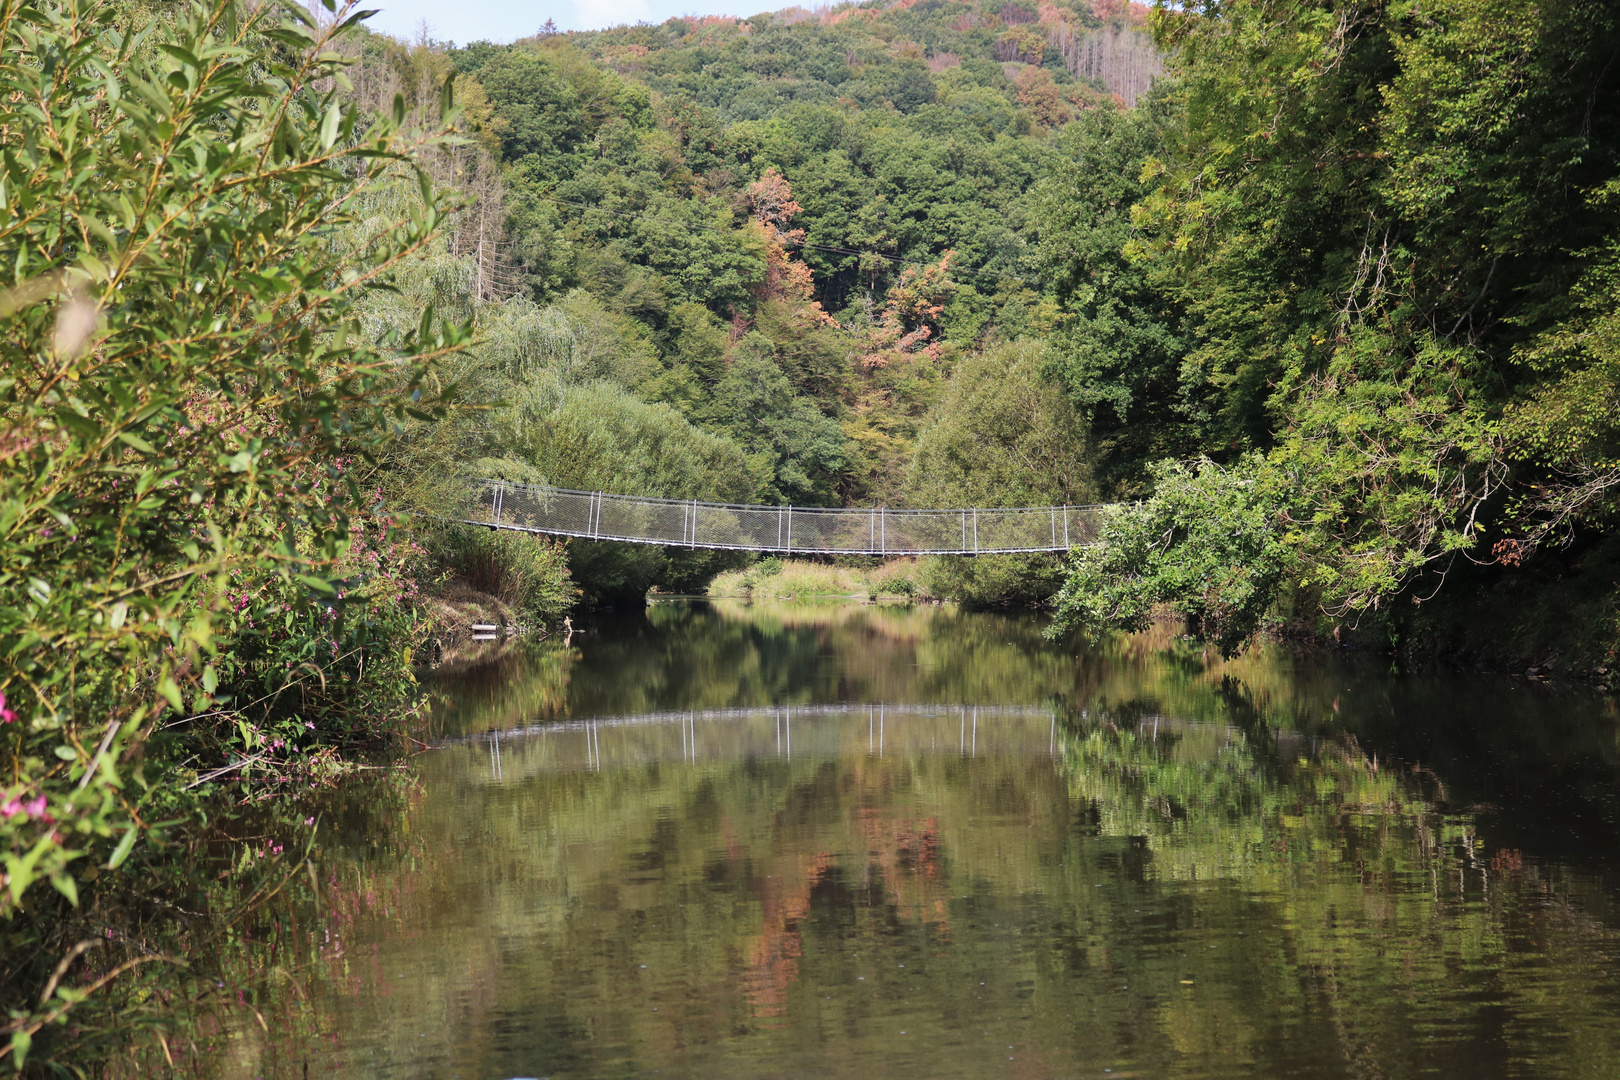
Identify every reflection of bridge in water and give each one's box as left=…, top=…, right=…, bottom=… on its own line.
left=466, top=481, right=1106, bottom=555
left=447, top=704, right=1070, bottom=779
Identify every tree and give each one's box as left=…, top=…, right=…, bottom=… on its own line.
left=1049, top=457, right=1294, bottom=655
left=906, top=340, right=1095, bottom=606
left=1033, top=91, right=1194, bottom=496
left=1052, top=0, right=1620, bottom=646
left=707, top=335, right=848, bottom=505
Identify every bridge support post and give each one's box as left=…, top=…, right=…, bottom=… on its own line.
left=880, top=507, right=886, bottom=555
left=973, top=507, right=979, bottom=554
left=1063, top=506, right=1070, bottom=549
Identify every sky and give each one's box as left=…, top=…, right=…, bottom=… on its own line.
left=362, top=0, right=780, bottom=45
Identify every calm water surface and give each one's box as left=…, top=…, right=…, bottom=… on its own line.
left=265, top=601, right=1620, bottom=1078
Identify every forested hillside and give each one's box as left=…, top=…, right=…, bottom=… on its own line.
left=424, top=1, right=1153, bottom=521
left=363, top=0, right=1620, bottom=652
left=329, top=0, right=1149, bottom=600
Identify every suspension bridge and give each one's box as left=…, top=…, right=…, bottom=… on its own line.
left=466, top=480, right=1106, bottom=556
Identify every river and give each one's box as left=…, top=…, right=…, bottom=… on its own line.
left=214, top=600, right=1620, bottom=1078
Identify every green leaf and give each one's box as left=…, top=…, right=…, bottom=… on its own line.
left=107, top=826, right=138, bottom=870
left=55, top=409, right=101, bottom=440
left=55, top=745, right=77, bottom=761
left=319, top=101, right=341, bottom=150
left=50, top=871, right=80, bottom=907
left=116, top=430, right=157, bottom=454
left=10, top=1029, right=30, bottom=1070
left=156, top=677, right=183, bottom=712
left=156, top=43, right=200, bottom=68
left=336, top=9, right=380, bottom=32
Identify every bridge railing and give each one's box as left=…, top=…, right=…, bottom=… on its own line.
left=468, top=480, right=1105, bottom=555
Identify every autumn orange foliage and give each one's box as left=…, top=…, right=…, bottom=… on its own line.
left=856, top=252, right=956, bottom=372
left=747, top=167, right=836, bottom=325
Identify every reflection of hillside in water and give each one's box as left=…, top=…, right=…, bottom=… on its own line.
left=229, top=602, right=1620, bottom=1080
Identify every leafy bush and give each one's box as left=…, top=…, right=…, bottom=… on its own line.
left=1048, top=458, right=1294, bottom=656
left=426, top=524, right=575, bottom=628
left=921, top=553, right=1066, bottom=608
left=874, top=575, right=917, bottom=598
left=0, top=0, right=462, bottom=1060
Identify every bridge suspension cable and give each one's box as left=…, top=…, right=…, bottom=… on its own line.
left=464, top=480, right=1104, bottom=556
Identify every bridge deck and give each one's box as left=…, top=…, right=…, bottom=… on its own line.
left=465, top=481, right=1104, bottom=555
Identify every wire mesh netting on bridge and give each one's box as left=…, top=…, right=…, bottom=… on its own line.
left=465, top=481, right=1106, bottom=555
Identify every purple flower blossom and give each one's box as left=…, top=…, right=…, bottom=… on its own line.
left=0, top=692, right=15, bottom=724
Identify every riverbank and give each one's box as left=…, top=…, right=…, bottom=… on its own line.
left=700, top=548, right=1620, bottom=690
left=1317, top=531, right=1620, bottom=688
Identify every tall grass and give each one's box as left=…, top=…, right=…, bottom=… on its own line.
left=707, top=557, right=930, bottom=600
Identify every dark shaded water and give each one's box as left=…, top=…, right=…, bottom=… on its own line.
left=229, top=601, right=1620, bottom=1078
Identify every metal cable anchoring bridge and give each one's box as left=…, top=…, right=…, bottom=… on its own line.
left=466, top=480, right=1105, bottom=555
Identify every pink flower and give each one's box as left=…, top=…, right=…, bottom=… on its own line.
left=0, top=692, right=15, bottom=724
left=3, top=794, right=48, bottom=822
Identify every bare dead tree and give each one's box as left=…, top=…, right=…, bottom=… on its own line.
left=1048, top=21, right=1165, bottom=105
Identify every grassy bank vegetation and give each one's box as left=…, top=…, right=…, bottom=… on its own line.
left=708, top=556, right=929, bottom=599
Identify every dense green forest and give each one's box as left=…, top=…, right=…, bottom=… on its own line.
left=3, top=0, right=1620, bottom=1068
left=398, top=0, right=1145, bottom=600
left=401, top=0, right=1619, bottom=659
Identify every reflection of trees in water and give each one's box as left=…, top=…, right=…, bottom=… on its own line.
left=1058, top=709, right=1620, bottom=1077
left=422, top=638, right=577, bottom=738
left=157, top=605, right=1620, bottom=1077
left=744, top=851, right=832, bottom=1018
